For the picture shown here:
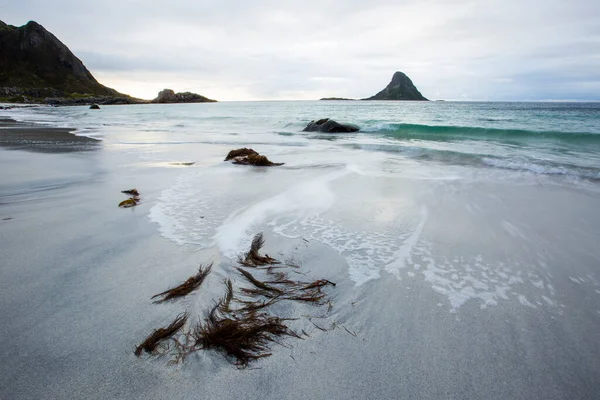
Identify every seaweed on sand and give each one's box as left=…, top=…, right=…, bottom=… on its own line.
left=152, top=263, right=213, bottom=303
left=238, top=233, right=279, bottom=267
left=121, top=188, right=140, bottom=196
left=135, top=313, right=188, bottom=356
left=192, top=303, right=300, bottom=367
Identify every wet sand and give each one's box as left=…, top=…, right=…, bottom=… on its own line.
left=0, top=116, right=599, bottom=400
left=0, top=118, right=99, bottom=153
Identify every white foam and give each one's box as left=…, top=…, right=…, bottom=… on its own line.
left=215, top=169, right=348, bottom=257
left=384, top=206, right=428, bottom=278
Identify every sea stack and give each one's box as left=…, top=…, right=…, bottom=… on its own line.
left=364, top=71, right=428, bottom=101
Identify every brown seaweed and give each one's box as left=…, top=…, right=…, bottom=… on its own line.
left=239, top=233, right=279, bottom=267
left=121, top=188, right=140, bottom=196
left=118, top=197, right=139, bottom=208
left=152, top=263, right=212, bottom=303
left=135, top=313, right=188, bottom=356
left=193, top=306, right=298, bottom=367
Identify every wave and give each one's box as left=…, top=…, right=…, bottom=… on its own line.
left=361, top=122, right=600, bottom=143
left=345, top=142, right=600, bottom=181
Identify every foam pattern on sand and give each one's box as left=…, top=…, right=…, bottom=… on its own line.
left=150, top=164, right=565, bottom=312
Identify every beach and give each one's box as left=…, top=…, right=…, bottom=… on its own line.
left=1, top=102, right=600, bottom=399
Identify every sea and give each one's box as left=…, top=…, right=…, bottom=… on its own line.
left=4, top=100, right=600, bottom=309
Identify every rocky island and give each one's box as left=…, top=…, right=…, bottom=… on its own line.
left=152, top=89, right=216, bottom=104
left=364, top=71, right=428, bottom=101
left=320, top=71, right=428, bottom=101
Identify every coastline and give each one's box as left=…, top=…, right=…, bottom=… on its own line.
left=0, top=117, right=100, bottom=153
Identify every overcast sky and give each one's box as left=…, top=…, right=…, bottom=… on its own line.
left=2, top=0, right=600, bottom=101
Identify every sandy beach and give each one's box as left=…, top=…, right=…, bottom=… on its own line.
left=1, top=103, right=600, bottom=400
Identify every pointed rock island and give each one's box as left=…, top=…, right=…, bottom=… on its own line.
left=364, top=71, right=428, bottom=101
left=320, top=71, right=428, bottom=101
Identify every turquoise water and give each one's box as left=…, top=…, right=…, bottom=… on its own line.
left=8, top=101, right=600, bottom=181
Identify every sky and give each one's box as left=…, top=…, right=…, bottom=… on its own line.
left=2, top=0, right=600, bottom=101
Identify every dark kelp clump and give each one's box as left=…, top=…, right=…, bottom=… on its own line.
left=119, top=188, right=141, bottom=208
left=239, top=233, right=279, bottom=267
left=225, top=148, right=284, bottom=166
left=135, top=233, right=335, bottom=367
left=152, top=263, right=212, bottom=303
left=121, top=188, right=140, bottom=196
left=135, top=313, right=188, bottom=356
left=192, top=303, right=299, bottom=367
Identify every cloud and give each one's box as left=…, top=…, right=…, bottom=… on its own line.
left=2, top=0, right=600, bottom=100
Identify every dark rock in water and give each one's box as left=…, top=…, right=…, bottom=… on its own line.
left=152, top=88, right=217, bottom=104
left=89, top=104, right=100, bottom=109
left=303, top=118, right=359, bottom=133
left=319, top=97, right=356, bottom=101
left=224, top=148, right=258, bottom=161
left=364, top=71, right=428, bottom=101
left=225, top=148, right=283, bottom=166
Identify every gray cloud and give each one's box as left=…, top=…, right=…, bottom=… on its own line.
left=2, top=0, right=599, bottom=100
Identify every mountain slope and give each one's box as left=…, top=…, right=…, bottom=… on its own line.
left=0, top=20, right=124, bottom=98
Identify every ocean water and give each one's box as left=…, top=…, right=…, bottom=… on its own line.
left=4, top=101, right=600, bottom=312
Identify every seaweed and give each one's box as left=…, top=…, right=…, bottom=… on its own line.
left=192, top=305, right=299, bottom=367
left=135, top=313, right=188, bottom=356
left=136, top=233, right=336, bottom=368
left=239, top=233, right=279, bottom=267
left=152, top=263, right=212, bottom=303
left=118, top=198, right=139, bottom=208
left=121, top=188, right=140, bottom=196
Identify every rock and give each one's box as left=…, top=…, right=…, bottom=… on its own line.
left=302, top=118, right=359, bottom=133
left=89, top=104, right=100, bottom=109
left=152, top=88, right=217, bottom=104
left=224, top=148, right=258, bottom=161
left=363, top=71, right=428, bottom=101
left=225, top=148, right=283, bottom=166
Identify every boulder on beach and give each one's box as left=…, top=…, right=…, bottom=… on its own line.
left=225, top=148, right=283, bottom=166
left=303, top=118, right=359, bottom=133
left=89, top=104, right=100, bottom=109
left=224, top=148, right=258, bottom=161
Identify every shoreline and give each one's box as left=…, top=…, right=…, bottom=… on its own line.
left=0, top=117, right=99, bottom=153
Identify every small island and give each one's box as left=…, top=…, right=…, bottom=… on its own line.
left=320, top=71, right=428, bottom=102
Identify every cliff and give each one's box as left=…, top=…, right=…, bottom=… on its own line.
left=363, top=71, right=428, bottom=101
left=0, top=20, right=140, bottom=104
